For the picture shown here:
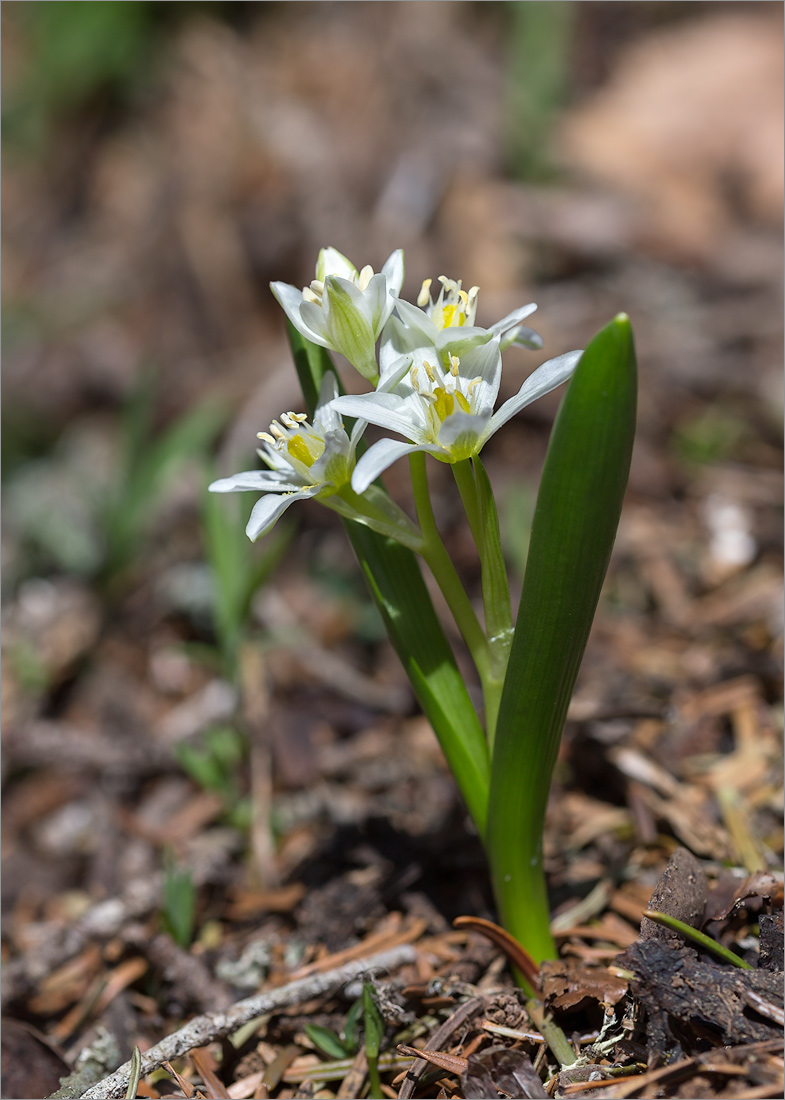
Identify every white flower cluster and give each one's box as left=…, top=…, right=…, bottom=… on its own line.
left=210, top=247, right=582, bottom=540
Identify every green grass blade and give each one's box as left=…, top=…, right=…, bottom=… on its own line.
left=286, top=323, right=490, bottom=835
left=642, top=910, right=754, bottom=969
left=487, top=315, right=637, bottom=963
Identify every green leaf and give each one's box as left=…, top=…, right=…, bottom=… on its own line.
left=286, top=323, right=490, bottom=836
left=362, top=983, right=384, bottom=1058
left=161, top=857, right=196, bottom=949
left=125, top=1046, right=142, bottom=1100
left=487, top=315, right=637, bottom=965
left=304, top=1023, right=350, bottom=1060
left=642, top=909, right=754, bottom=969
left=363, top=983, right=385, bottom=1100
left=342, top=995, right=364, bottom=1054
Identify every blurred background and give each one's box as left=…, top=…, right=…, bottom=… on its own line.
left=2, top=0, right=783, bottom=1079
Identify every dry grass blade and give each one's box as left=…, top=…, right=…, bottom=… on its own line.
left=163, top=1061, right=201, bottom=1098
left=396, top=995, right=485, bottom=1099
left=452, top=916, right=541, bottom=993
left=191, top=1048, right=231, bottom=1099
left=397, top=1044, right=469, bottom=1075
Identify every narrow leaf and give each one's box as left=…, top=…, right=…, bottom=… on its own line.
left=286, top=323, right=490, bottom=835
left=488, top=315, right=637, bottom=964
left=125, top=1046, right=142, bottom=1100
left=642, top=909, right=754, bottom=969
left=304, top=1023, right=350, bottom=1060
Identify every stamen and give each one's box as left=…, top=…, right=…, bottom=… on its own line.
left=411, top=366, right=420, bottom=390
left=423, top=360, right=437, bottom=383
left=450, top=355, right=461, bottom=376
left=257, top=431, right=275, bottom=444
left=280, top=413, right=297, bottom=428
left=302, top=287, right=320, bottom=305
left=290, top=412, right=309, bottom=423
left=438, top=275, right=459, bottom=295
left=417, top=278, right=432, bottom=307
left=270, top=422, right=286, bottom=440
left=357, top=264, right=374, bottom=291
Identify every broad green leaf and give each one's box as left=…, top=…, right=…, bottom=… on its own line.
left=286, top=322, right=490, bottom=835
left=487, top=315, right=637, bottom=964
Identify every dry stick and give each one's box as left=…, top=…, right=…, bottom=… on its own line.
left=78, top=944, right=417, bottom=1100
left=396, top=995, right=485, bottom=1100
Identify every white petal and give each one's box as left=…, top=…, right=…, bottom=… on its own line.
left=506, top=325, right=543, bottom=351
left=381, top=249, right=405, bottom=297
left=351, top=437, right=427, bottom=494
left=314, top=372, right=342, bottom=432
left=488, top=303, right=538, bottom=335
left=331, top=392, right=429, bottom=442
left=309, top=427, right=351, bottom=483
left=270, top=282, right=330, bottom=348
left=209, top=470, right=304, bottom=493
left=364, top=272, right=390, bottom=333
left=316, top=246, right=357, bottom=281
left=348, top=417, right=368, bottom=457
left=298, top=299, right=334, bottom=348
left=486, top=350, right=583, bottom=438
left=393, top=298, right=439, bottom=345
left=378, top=349, right=414, bottom=392
left=324, top=277, right=378, bottom=379
left=436, top=326, right=494, bottom=360
left=437, top=411, right=489, bottom=452
left=458, top=335, right=502, bottom=415
left=245, top=485, right=322, bottom=540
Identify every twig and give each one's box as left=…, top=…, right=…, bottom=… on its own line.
left=77, top=944, right=417, bottom=1099
left=396, top=995, right=484, bottom=1100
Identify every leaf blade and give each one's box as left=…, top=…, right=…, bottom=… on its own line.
left=488, top=314, right=637, bottom=962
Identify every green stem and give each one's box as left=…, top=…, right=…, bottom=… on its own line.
left=452, top=459, right=481, bottom=545
left=409, top=454, right=492, bottom=687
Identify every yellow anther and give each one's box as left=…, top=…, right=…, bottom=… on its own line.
left=270, top=422, right=286, bottom=440
left=458, top=290, right=468, bottom=307
left=357, top=264, right=374, bottom=291
left=423, top=360, right=437, bottom=383
left=257, top=431, right=275, bottom=444
left=450, top=355, right=460, bottom=376
left=411, top=366, right=420, bottom=390
left=291, top=412, right=309, bottom=423
left=280, top=413, right=297, bottom=428
left=417, top=278, right=432, bottom=307
left=467, top=377, right=482, bottom=393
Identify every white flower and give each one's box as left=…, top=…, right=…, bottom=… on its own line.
left=271, top=247, right=404, bottom=383
left=209, top=373, right=363, bottom=540
left=331, top=342, right=583, bottom=493
left=384, top=275, right=543, bottom=367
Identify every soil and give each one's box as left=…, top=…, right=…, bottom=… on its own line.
left=2, top=4, right=782, bottom=1099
